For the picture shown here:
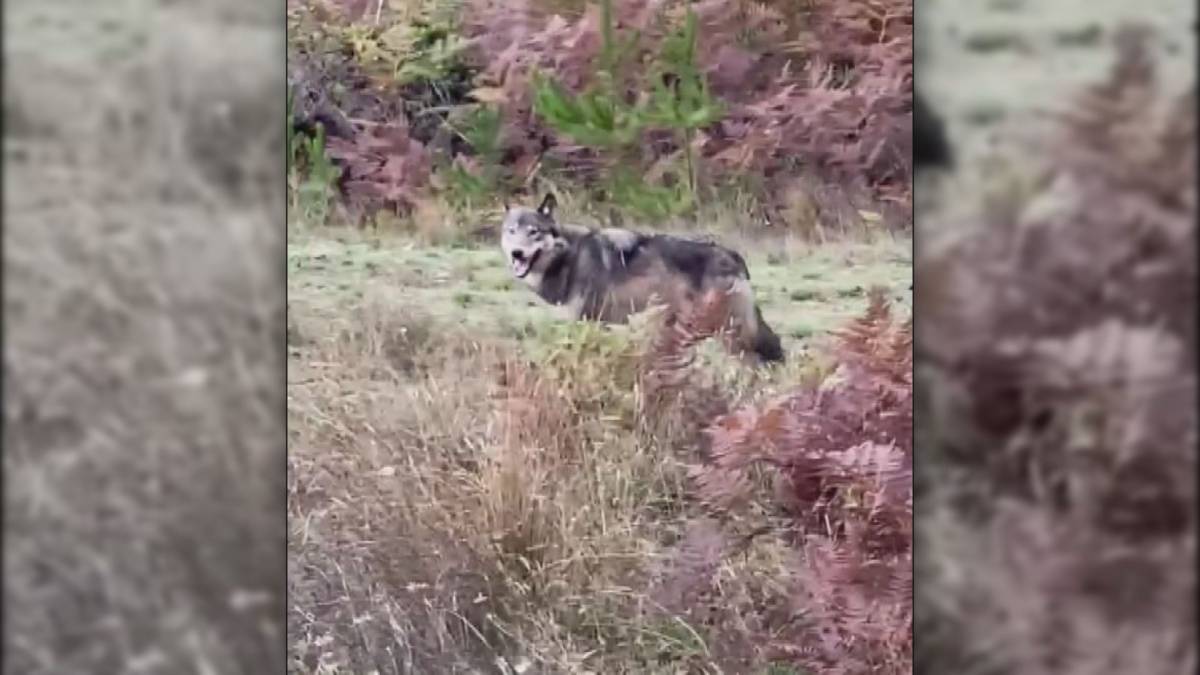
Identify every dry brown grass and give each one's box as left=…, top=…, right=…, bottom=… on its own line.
left=288, top=296, right=716, bottom=673
left=287, top=278, right=913, bottom=673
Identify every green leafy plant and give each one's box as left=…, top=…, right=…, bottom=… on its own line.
left=389, top=19, right=470, bottom=87
left=531, top=0, right=723, bottom=218
left=457, top=104, right=504, bottom=162
left=608, top=165, right=694, bottom=220
left=643, top=10, right=724, bottom=199
left=439, top=104, right=509, bottom=209
left=530, top=0, right=644, bottom=149
left=339, top=10, right=468, bottom=88
left=532, top=73, right=644, bottom=148
left=288, top=91, right=342, bottom=226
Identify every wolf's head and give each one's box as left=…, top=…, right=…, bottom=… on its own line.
left=500, top=193, right=569, bottom=283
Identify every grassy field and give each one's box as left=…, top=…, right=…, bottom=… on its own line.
left=288, top=227, right=911, bottom=346
left=287, top=217, right=911, bottom=673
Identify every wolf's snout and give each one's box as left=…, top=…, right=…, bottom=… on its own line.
left=509, top=247, right=536, bottom=278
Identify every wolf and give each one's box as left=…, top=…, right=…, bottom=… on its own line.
left=500, top=194, right=785, bottom=364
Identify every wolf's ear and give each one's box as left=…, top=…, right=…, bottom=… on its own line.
left=537, top=193, right=557, bottom=218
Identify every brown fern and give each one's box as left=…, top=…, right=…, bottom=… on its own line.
left=291, top=0, right=916, bottom=221
left=640, top=286, right=734, bottom=402
left=463, top=0, right=915, bottom=213
left=674, top=294, right=914, bottom=673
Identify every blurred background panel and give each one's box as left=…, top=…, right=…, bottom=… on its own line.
left=4, top=0, right=285, bottom=673
left=916, top=1, right=1196, bottom=673
left=921, top=0, right=1194, bottom=166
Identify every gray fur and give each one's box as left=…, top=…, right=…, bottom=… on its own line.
left=500, top=195, right=785, bottom=364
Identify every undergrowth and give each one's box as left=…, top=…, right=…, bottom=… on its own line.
left=288, top=91, right=343, bottom=225
left=288, top=286, right=913, bottom=673
left=287, top=0, right=914, bottom=234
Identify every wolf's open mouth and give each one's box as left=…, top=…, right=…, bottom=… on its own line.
left=511, top=249, right=540, bottom=278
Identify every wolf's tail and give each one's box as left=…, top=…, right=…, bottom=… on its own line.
left=752, top=306, right=785, bottom=363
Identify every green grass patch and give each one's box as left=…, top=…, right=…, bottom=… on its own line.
left=288, top=228, right=912, bottom=353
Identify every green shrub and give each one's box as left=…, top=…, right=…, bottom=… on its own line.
left=287, top=90, right=342, bottom=226
left=531, top=0, right=723, bottom=218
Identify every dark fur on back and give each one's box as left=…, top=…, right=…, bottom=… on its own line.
left=535, top=229, right=750, bottom=307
